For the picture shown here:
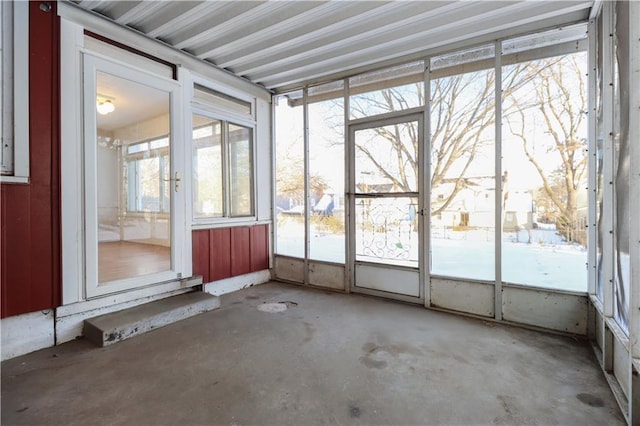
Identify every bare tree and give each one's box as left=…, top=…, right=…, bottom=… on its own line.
left=350, top=64, right=544, bottom=216
left=504, top=55, right=587, bottom=241
left=275, top=135, right=328, bottom=206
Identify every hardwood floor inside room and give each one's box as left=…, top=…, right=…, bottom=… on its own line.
left=98, top=241, right=170, bottom=283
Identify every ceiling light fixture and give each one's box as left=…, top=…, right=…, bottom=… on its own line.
left=96, top=96, right=115, bottom=115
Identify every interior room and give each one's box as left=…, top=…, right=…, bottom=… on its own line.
left=1, top=0, right=638, bottom=424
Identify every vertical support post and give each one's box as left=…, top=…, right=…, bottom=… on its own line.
left=602, top=0, right=615, bottom=319
left=627, top=0, right=640, bottom=422
left=344, top=78, right=351, bottom=293
left=587, top=18, right=598, bottom=297
left=270, top=96, right=277, bottom=271
left=346, top=81, right=357, bottom=293
left=423, top=59, right=431, bottom=307
left=494, top=41, right=503, bottom=321
left=303, top=88, right=310, bottom=285
left=627, top=0, right=640, bottom=361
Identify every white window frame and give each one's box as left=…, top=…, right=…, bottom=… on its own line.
left=188, top=74, right=258, bottom=227
left=1, top=0, right=29, bottom=183
left=191, top=108, right=256, bottom=224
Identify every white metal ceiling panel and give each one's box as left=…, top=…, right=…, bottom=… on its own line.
left=71, top=0, right=595, bottom=92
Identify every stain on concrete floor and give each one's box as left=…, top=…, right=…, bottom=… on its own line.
left=1, top=282, right=626, bottom=426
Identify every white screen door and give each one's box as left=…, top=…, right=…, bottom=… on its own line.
left=349, top=113, right=424, bottom=299
left=83, top=54, right=186, bottom=298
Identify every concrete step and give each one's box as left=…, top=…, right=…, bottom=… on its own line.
left=83, top=291, right=220, bottom=347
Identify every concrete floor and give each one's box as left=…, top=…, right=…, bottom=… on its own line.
left=2, top=282, right=624, bottom=425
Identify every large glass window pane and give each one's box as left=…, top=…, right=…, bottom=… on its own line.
left=275, top=92, right=305, bottom=258
left=355, top=121, right=419, bottom=193
left=308, top=82, right=345, bottom=263
left=613, top=0, right=630, bottom=332
left=229, top=123, right=253, bottom=217
left=595, top=12, right=605, bottom=301
left=192, top=116, right=223, bottom=218
left=349, top=61, right=424, bottom=119
left=96, top=71, right=171, bottom=283
left=138, top=157, right=160, bottom=211
left=502, top=53, right=588, bottom=291
left=355, top=196, right=419, bottom=267
left=429, top=65, right=496, bottom=281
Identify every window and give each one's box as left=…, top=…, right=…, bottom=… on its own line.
left=1, top=0, right=29, bottom=181
left=429, top=46, right=496, bottom=281
left=192, top=115, right=254, bottom=219
left=125, top=137, right=170, bottom=213
left=190, top=80, right=255, bottom=221
left=274, top=92, right=304, bottom=257
left=502, top=51, right=588, bottom=292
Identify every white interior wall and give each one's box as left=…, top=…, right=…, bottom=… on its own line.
left=112, top=113, right=170, bottom=143
left=96, top=140, right=119, bottom=236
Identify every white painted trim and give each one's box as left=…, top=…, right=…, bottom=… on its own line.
left=589, top=0, right=603, bottom=21
left=303, top=87, right=310, bottom=285
left=81, top=54, right=188, bottom=298
left=628, top=0, right=640, bottom=362
left=56, top=286, right=199, bottom=344
left=190, top=100, right=256, bottom=129
left=178, top=67, right=194, bottom=280
left=57, top=276, right=202, bottom=317
left=190, top=72, right=257, bottom=116
left=626, top=2, right=640, bottom=421
left=347, top=107, right=425, bottom=127
left=343, top=78, right=351, bottom=293
left=587, top=18, right=598, bottom=297
left=423, top=59, right=431, bottom=308
left=494, top=40, right=503, bottom=321
left=1, top=310, right=54, bottom=361
left=348, top=112, right=424, bottom=299
left=0, top=176, right=29, bottom=184
left=191, top=220, right=272, bottom=231
left=60, top=18, right=86, bottom=305
left=11, top=0, right=29, bottom=179
left=202, top=270, right=271, bottom=296
left=57, top=1, right=271, bottom=101
left=255, top=97, right=273, bottom=223
left=1, top=0, right=29, bottom=179
left=601, top=1, right=615, bottom=318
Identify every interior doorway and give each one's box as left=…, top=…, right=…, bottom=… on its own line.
left=82, top=54, right=187, bottom=298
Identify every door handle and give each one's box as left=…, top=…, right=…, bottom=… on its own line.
left=163, top=171, right=181, bottom=192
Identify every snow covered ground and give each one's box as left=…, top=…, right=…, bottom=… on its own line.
left=276, top=222, right=588, bottom=293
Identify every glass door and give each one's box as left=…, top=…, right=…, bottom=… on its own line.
left=83, top=54, right=186, bottom=298
left=349, top=113, right=424, bottom=299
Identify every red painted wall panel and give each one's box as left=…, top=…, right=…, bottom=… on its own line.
left=1, top=2, right=60, bottom=318
left=210, top=228, right=232, bottom=281
left=191, top=224, right=270, bottom=285
left=191, top=230, right=210, bottom=284
left=250, top=224, right=269, bottom=272
left=230, top=227, right=251, bottom=277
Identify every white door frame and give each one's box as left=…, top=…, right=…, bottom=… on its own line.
left=348, top=110, right=425, bottom=303
left=82, top=53, right=187, bottom=298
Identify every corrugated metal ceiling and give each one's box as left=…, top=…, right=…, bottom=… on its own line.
left=72, top=1, right=594, bottom=93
